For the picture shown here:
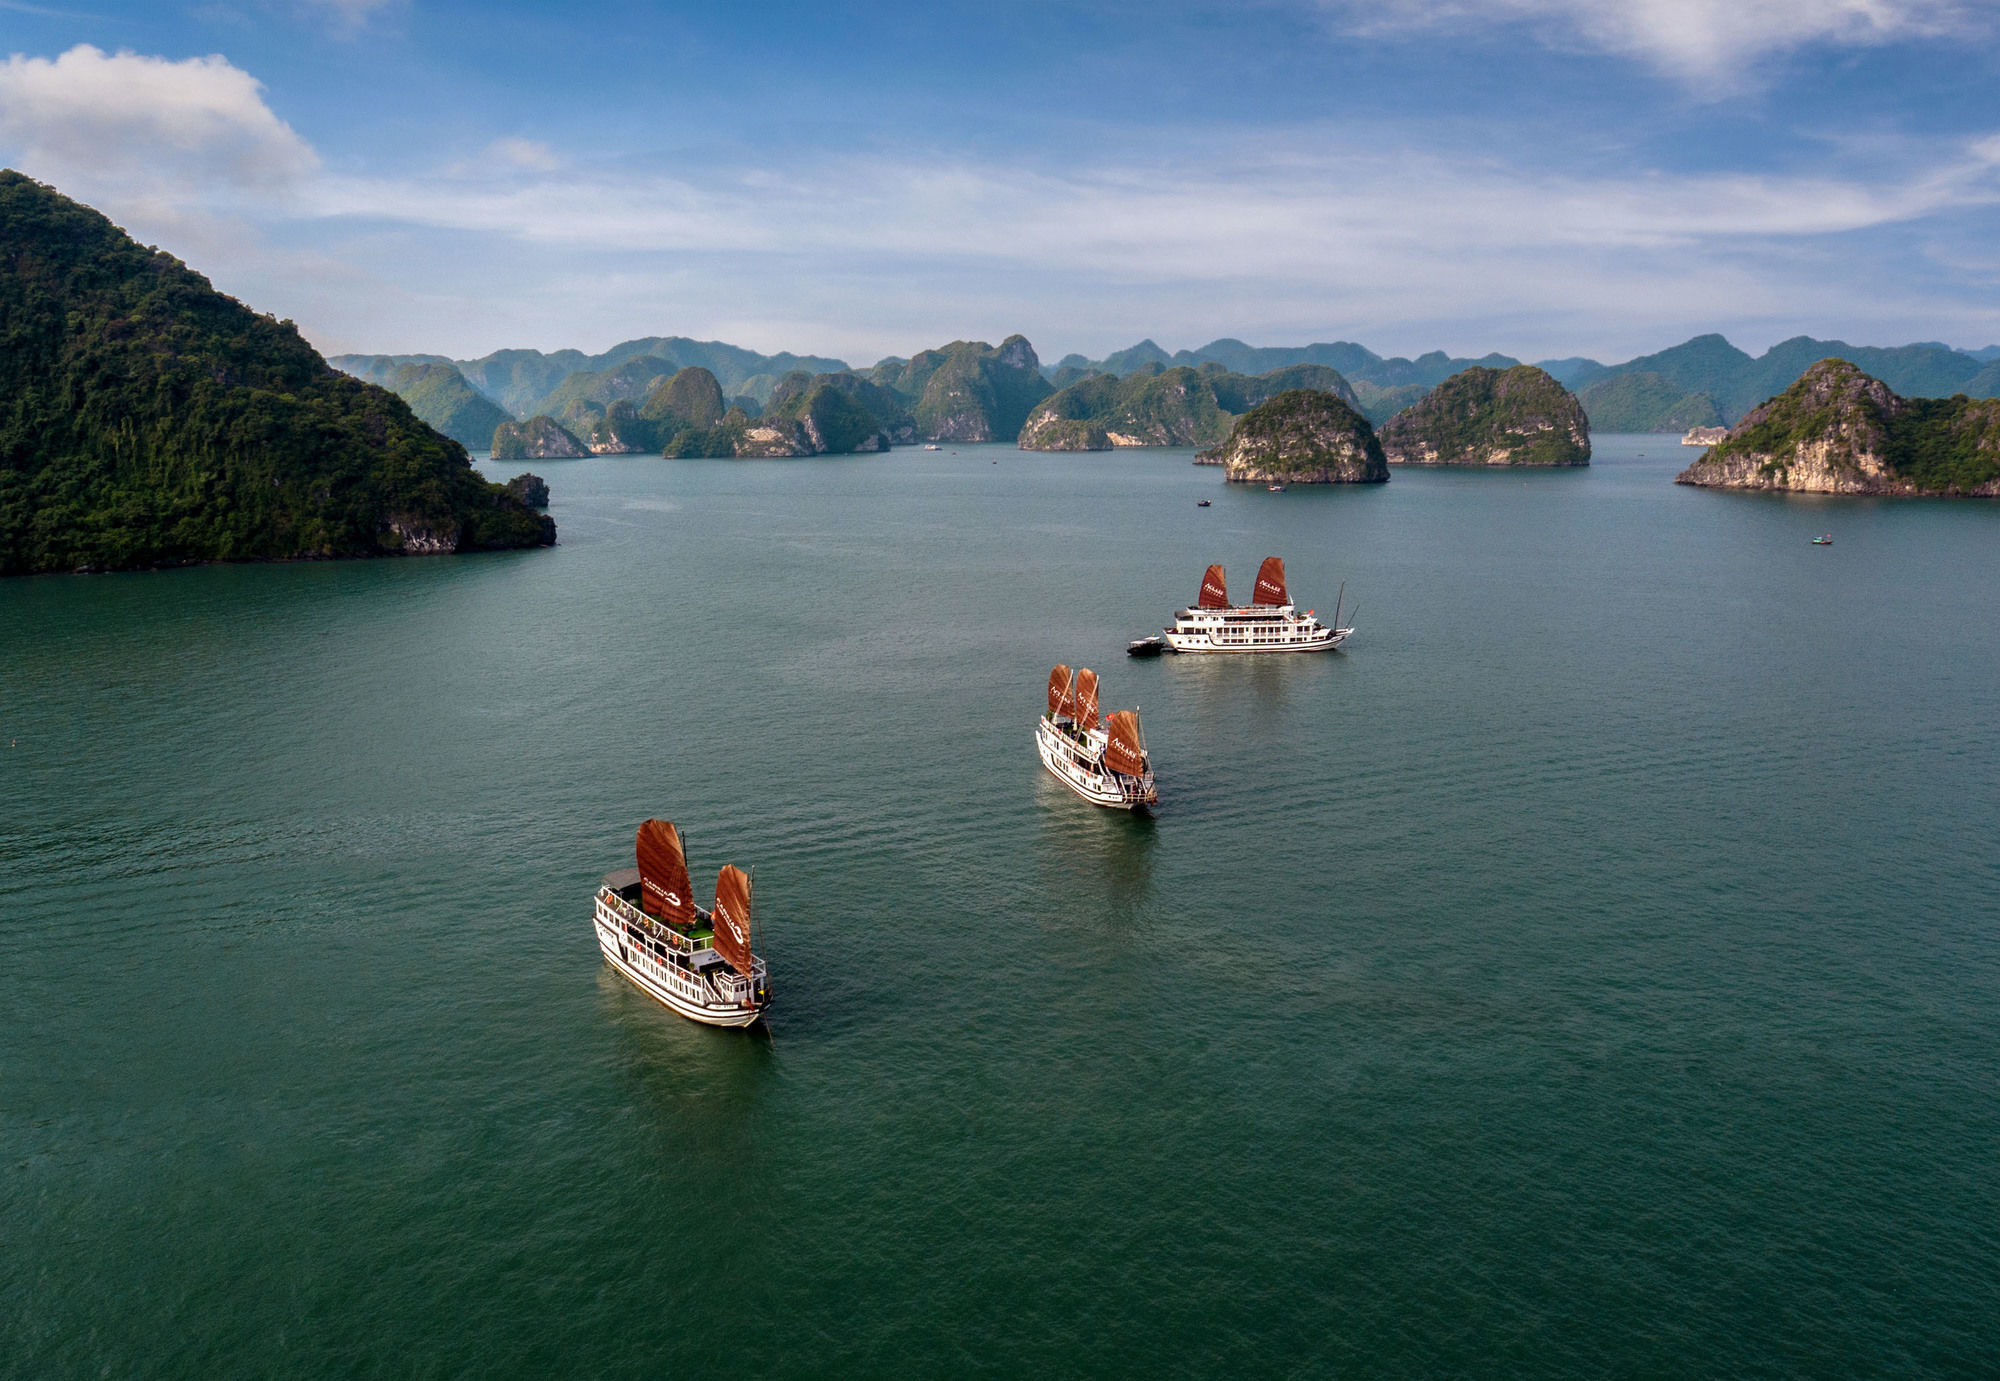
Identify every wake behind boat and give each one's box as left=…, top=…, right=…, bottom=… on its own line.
left=1036, top=664, right=1158, bottom=810
left=1159, top=558, right=1352, bottom=654
left=593, top=819, right=771, bottom=1027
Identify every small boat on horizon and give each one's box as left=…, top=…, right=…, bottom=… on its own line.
left=1156, top=559, right=1353, bottom=654
left=1036, top=665, right=1158, bottom=810
left=1197, top=499, right=1211, bottom=507
left=593, top=820, right=771, bottom=1027
left=923, top=443, right=941, bottom=450
left=1812, top=533, right=1833, bottom=545
left=1266, top=483, right=1285, bottom=492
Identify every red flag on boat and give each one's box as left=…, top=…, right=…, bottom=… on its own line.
left=1047, top=664, right=1074, bottom=719
left=1198, top=564, right=1229, bottom=609
left=1103, top=710, right=1146, bottom=776
left=711, top=865, right=755, bottom=978
left=1253, top=556, right=1288, bottom=606
left=1073, top=668, right=1099, bottom=729
left=635, top=819, right=697, bottom=927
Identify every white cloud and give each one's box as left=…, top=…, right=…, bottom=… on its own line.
left=0, top=44, right=319, bottom=189
left=285, top=132, right=2000, bottom=359
left=487, top=138, right=559, bottom=172
left=1320, top=0, right=1979, bottom=81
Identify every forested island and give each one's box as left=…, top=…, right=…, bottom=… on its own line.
left=1675, top=360, right=2000, bottom=496
left=0, top=173, right=552, bottom=575
left=1197, top=390, right=1389, bottom=484
left=1378, top=365, right=1590, bottom=466
left=326, top=301, right=2000, bottom=466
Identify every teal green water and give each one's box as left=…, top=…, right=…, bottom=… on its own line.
left=5, top=438, right=1998, bottom=1376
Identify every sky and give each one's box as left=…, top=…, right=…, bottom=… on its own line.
left=2, top=0, right=1998, bottom=366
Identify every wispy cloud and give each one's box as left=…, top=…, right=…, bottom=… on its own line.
left=3, top=42, right=1996, bottom=361
left=280, top=132, right=2000, bottom=357
left=1318, top=0, right=1982, bottom=83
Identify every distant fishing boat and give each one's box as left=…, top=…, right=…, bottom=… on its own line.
left=1197, top=499, right=1211, bottom=507
left=593, top=820, right=770, bottom=1027
left=1157, top=559, right=1352, bottom=654
left=923, top=443, right=941, bottom=450
left=1266, top=483, right=1285, bottom=492
left=1036, top=665, right=1158, bottom=810
left=1812, top=534, right=1833, bottom=545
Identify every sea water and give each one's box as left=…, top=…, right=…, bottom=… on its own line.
left=4, top=437, right=1997, bottom=1375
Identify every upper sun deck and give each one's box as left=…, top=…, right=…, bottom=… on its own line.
left=598, top=877, right=718, bottom=947
left=1174, top=604, right=1302, bottom=621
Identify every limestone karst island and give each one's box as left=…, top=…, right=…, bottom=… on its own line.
left=6, top=169, right=2000, bottom=580
left=1676, top=360, right=2000, bottom=497
left=0, top=173, right=553, bottom=576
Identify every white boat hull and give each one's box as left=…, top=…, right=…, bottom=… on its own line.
left=1162, top=626, right=1348, bottom=653
left=1036, top=717, right=1156, bottom=810
left=593, top=903, right=767, bottom=1028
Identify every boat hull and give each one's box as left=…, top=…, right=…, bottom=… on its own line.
left=593, top=908, right=767, bottom=1028
left=1162, top=625, right=1349, bottom=653
left=1036, top=718, right=1156, bottom=810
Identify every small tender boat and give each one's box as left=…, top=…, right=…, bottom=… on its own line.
left=1812, top=534, right=1833, bottom=545
left=1127, top=635, right=1167, bottom=656
left=1266, top=483, right=1285, bottom=492
left=1197, top=499, right=1212, bottom=507
left=593, top=820, right=771, bottom=1027
left=1036, top=665, right=1158, bottom=810
left=923, top=443, right=941, bottom=451
left=1158, top=559, right=1353, bottom=654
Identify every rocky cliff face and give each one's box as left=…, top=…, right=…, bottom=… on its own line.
left=1675, top=359, right=2000, bottom=496
left=1378, top=365, right=1590, bottom=466
left=492, top=415, right=589, bottom=460
left=1197, top=390, right=1388, bottom=483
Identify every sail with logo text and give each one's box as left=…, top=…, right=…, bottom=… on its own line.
left=1156, top=554, right=1353, bottom=653
left=1035, top=664, right=1158, bottom=810
left=591, top=818, right=772, bottom=1027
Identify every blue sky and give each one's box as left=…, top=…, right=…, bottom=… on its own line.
left=2, top=0, right=1997, bottom=364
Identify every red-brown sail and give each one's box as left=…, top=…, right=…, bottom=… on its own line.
left=1073, top=667, right=1100, bottom=729
left=1103, top=710, right=1146, bottom=776
left=1047, top=664, right=1074, bottom=720
left=1253, top=556, right=1289, bottom=606
left=1198, top=563, right=1229, bottom=609
left=635, top=819, right=697, bottom=927
left=711, top=865, right=754, bottom=978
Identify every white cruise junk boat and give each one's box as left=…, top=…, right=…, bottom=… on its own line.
left=1035, top=664, right=1158, bottom=810
left=593, top=819, right=771, bottom=1027
left=1161, top=558, right=1351, bottom=654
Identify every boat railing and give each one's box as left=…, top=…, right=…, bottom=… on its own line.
left=600, top=890, right=701, bottom=953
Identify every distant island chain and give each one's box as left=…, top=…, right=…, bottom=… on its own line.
left=2, top=170, right=1996, bottom=575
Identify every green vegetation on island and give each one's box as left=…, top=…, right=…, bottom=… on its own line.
left=1675, top=359, right=2000, bottom=496
left=1377, top=365, right=1590, bottom=466
left=870, top=336, right=1052, bottom=443
left=1019, top=362, right=1360, bottom=450
left=1196, top=389, right=1388, bottom=484
left=379, top=362, right=512, bottom=449
left=1574, top=372, right=1721, bottom=433
left=0, top=172, right=552, bottom=575
left=492, top=415, right=589, bottom=460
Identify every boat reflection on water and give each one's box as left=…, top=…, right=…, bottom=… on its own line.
left=1034, top=781, right=1159, bottom=931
